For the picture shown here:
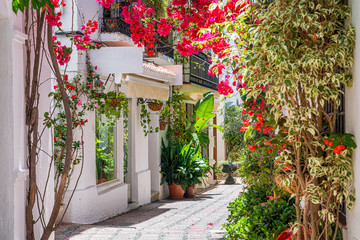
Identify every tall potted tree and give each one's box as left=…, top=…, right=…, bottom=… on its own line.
left=160, top=140, right=187, bottom=199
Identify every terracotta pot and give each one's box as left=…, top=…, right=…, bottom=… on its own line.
left=168, top=184, right=184, bottom=199
left=184, top=186, right=196, bottom=198
left=159, top=121, right=167, bottom=130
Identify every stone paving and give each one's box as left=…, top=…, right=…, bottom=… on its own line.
left=55, top=183, right=242, bottom=240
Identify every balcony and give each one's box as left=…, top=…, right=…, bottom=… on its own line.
left=184, top=53, right=219, bottom=91
left=101, top=17, right=132, bottom=37
left=100, top=17, right=174, bottom=59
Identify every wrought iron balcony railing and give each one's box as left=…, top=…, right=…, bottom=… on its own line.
left=187, top=53, right=219, bottom=91
left=101, top=17, right=132, bottom=37
left=100, top=17, right=174, bottom=59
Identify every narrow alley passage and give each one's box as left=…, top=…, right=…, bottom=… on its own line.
left=55, top=184, right=242, bottom=240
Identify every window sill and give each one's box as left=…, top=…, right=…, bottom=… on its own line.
left=97, top=179, right=124, bottom=195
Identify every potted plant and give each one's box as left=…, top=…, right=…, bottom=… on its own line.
left=160, top=139, right=187, bottom=199
left=184, top=144, right=213, bottom=198
left=159, top=104, right=170, bottom=130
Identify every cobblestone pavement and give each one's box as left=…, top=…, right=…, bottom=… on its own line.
left=55, top=183, right=242, bottom=240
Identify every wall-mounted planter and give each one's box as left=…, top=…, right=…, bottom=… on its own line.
left=148, top=102, right=163, bottom=112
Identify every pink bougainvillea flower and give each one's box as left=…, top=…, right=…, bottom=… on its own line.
left=157, top=18, right=173, bottom=37
left=207, top=222, right=213, bottom=225
left=217, top=80, right=233, bottom=96
left=96, top=0, right=113, bottom=8
left=45, top=12, right=62, bottom=26
left=268, top=195, right=280, bottom=200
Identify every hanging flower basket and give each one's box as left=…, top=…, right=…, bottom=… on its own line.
left=159, top=121, right=167, bottom=130
left=148, top=102, right=163, bottom=111
left=106, top=98, right=120, bottom=108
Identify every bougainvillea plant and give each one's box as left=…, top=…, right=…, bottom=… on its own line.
left=12, top=0, right=130, bottom=239
left=123, top=0, right=356, bottom=239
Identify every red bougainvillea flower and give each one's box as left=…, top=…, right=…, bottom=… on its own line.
left=267, top=149, right=273, bottom=153
left=255, top=113, right=263, bottom=122
left=241, top=119, right=250, bottom=126
left=240, top=126, right=247, bottom=132
left=254, top=121, right=263, bottom=131
left=334, top=145, right=345, bottom=154
left=248, top=145, right=256, bottom=151
left=246, top=110, right=254, bottom=116
left=329, top=141, right=333, bottom=147
left=282, top=144, right=287, bottom=150
left=324, top=139, right=329, bottom=145
left=263, top=126, right=273, bottom=134
left=277, top=229, right=293, bottom=240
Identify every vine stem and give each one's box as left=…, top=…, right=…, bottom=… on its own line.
left=40, top=23, right=74, bottom=240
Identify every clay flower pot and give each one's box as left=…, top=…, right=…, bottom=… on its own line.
left=184, top=186, right=196, bottom=198
left=168, top=184, right=184, bottom=200
left=159, top=121, right=167, bottom=130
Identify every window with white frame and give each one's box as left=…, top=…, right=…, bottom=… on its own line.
left=95, top=109, right=129, bottom=184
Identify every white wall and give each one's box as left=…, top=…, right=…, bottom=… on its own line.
left=0, top=1, right=15, bottom=239
left=344, top=1, right=360, bottom=239
left=0, top=1, right=55, bottom=239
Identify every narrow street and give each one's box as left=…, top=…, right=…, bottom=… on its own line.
left=55, top=184, right=242, bottom=240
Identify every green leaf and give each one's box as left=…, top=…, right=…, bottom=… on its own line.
left=284, top=80, right=292, bottom=87
left=195, top=91, right=214, bottom=121
left=244, top=125, right=254, bottom=142
left=12, top=0, right=20, bottom=13
left=343, top=134, right=357, bottom=148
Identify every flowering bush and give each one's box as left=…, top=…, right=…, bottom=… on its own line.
left=224, top=183, right=296, bottom=240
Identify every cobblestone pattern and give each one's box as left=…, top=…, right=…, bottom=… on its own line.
left=55, top=184, right=242, bottom=240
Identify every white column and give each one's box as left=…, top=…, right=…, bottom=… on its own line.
left=148, top=112, right=161, bottom=193
left=129, top=99, right=151, bottom=205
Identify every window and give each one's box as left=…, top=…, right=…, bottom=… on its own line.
left=96, top=112, right=116, bottom=184
left=95, top=106, right=129, bottom=185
